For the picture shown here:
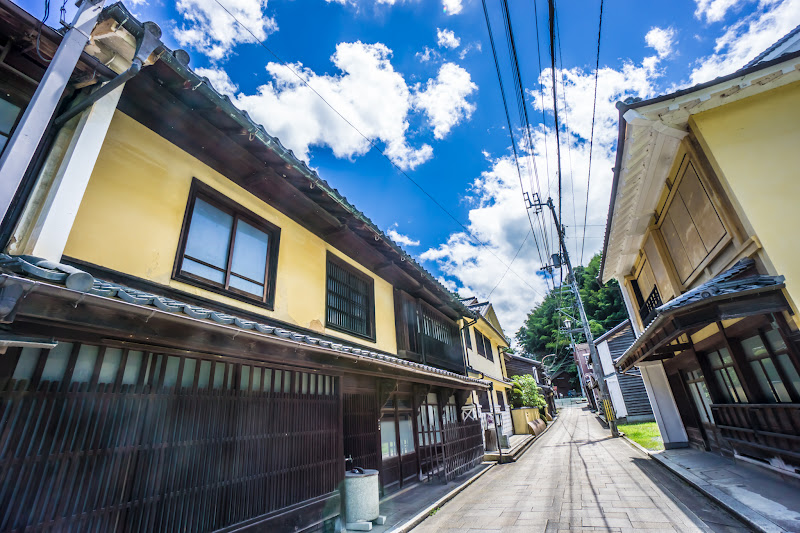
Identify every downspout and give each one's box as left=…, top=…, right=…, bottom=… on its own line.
left=459, top=315, right=478, bottom=375
left=53, top=21, right=164, bottom=127
left=479, top=371, right=503, bottom=464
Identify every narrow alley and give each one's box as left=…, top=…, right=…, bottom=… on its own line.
left=412, top=404, right=751, bottom=532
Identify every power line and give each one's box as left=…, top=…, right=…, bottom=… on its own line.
left=208, top=0, right=547, bottom=299
left=581, top=0, right=604, bottom=266
left=480, top=0, right=552, bottom=292
left=487, top=228, right=531, bottom=300
left=547, top=0, right=562, bottom=234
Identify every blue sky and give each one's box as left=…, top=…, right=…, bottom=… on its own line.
left=20, top=0, right=800, bottom=337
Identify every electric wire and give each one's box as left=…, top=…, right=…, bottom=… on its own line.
left=547, top=0, right=562, bottom=235
left=580, top=0, right=604, bottom=266
left=487, top=228, right=531, bottom=300
left=208, top=0, right=546, bottom=298
left=480, top=0, right=552, bottom=292
left=496, top=0, right=555, bottom=277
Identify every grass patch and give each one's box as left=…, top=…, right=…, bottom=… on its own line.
left=618, top=422, right=664, bottom=451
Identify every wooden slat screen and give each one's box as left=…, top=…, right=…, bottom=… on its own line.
left=343, top=392, right=380, bottom=472
left=0, top=344, right=341, bottom=533
left=326, top=256, right=374, bottom=339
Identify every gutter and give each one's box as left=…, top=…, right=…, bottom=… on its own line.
left=598, top=102, right=629, bottom=284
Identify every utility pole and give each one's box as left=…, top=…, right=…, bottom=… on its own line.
left=533, top=196, right=619, bottom=437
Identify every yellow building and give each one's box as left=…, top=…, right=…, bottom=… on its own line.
left=601, top=27, right=800, bottom=479
left=0, top=3, right=489, bottom=531
left=459, top=298, right=514, bottom=444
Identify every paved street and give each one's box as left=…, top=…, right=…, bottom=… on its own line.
left=412, top=404, right=750, bottom=532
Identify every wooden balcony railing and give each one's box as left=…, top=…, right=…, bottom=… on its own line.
left=639, top=286, right=662, bottom=326
left=710, top=403, right=800, bottom=468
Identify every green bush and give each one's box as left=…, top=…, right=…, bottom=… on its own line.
left=509, top=375, right=546, bottom=409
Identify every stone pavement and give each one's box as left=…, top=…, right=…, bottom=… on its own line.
left=411, top=404, right=749, bottom=532
left=653, top=447, right=800, bottom=532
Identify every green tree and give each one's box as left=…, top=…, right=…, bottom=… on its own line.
left=508, top=375, right=546, bottom=409
left=515, top=253, right=627, bottom=375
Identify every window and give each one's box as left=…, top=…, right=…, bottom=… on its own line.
left=463, top=327, right=472, bottom=350
left=473, top=330, right=494, bottom=361
left=763, top=323, right=800, bottom=400
left=496, top=390, right=506, bottom=410
left=0, top=92, right=24, bottom=156
left=684, top=369, right=715, bottom=424
left=707, top=348, right=746, bottom=403
left=740, top=326, right=795, bottom=403
left=326, top=254, right=375, bottom=340
left=478, top=391, right=491, bottom=412
left=659, top=161, right=726, bottom=283
left=175, top=181, right=280, bottom=307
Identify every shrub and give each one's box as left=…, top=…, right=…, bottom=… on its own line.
left=509, top=374, right=546, bottom=409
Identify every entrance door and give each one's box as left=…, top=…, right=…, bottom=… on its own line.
left=380, top=394, right=418, bottom=493
left=682, top=369, right=721, bottom=451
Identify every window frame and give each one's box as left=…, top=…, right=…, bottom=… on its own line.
left=325, top=252, right=376, bottom=342
left=173, top=179, right=281, bottom=309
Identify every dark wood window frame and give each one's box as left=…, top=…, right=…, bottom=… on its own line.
left=325, top=252, right=376, bottom=342
left=173, top=179, right=281, bottom=309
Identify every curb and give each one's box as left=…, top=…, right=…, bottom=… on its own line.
left=393, top=415, right=562, bottom=532
left=388, top=462, right=496, bottom=533
left=620, top=435, right=785, bottom=533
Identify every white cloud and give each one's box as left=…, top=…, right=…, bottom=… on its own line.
left=645, top=27, right=677, bottom=58
left=195, top=67, right=239, bottom=96
left=459, top=41, right=482, bottom=59
left=230, top=42, right=475, bottom=170
left=416, top=46, right=439, bottom=63
left=173, top=0, right=277, bottom=62
left=423, top=51, right=661, bottom=338
left=442, top=0, right=463, bottom=15
left=413, top=63, right=477, bottom=139
left=387, top=223, right=421, bottom=247
left=694, top=0, right=748, bottom=23
left=689, top=0, right=800, bottom=84
left=437, top=28, right=461, bottom=49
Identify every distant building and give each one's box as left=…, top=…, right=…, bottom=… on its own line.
left=594, top=321, right=655, bottom=423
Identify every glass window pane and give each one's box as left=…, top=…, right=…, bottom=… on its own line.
left=240, top=365, right=251, bottom=390
left=0, top=97, right=21, bottom=135
left=750, top=361, right=776, bottom=402
left=764, top=328, right=787, bottom=353
left=713, top=370, right=733, bottom=403
left=264, top=369, right=272, bottom=392
left=163, top=356, right=180, bottom=388
left=229, top=275, right=264, bottom=297
left=230, top=220, right=269, bottom=283
left=213, top=362, right=226, bottom=389
left=708, top=351, right=722, bottom=369
left=41, top=343, right=73, bottom=382
left=776, top=353, right=800, bottom=398
left=122, top=351, right=144, bottom=385
left=181, top=358, right=196, bottom=388
left=301, top=373, right=308, bottom=394
left=184, top=198, right=233, bottom=269
left=726, top=368, right=747, bottom=403
left=198, top=360, right=211, bottom=389
left=741, top=336, right=769, bottom=361
left=381, top=416, right=398, bottom=458
left=72, top=345, right=99, bottom=383
left=399, top=414, right=414, bottom=454
left=252, top=367, right=262, bottom=391
left=12, top=348, right=41, bottom=382
left=719, top=348, right=734, bottom=365
left=688, top=384, right=709, bottom=423
left=762, top=359, right=791, bottom=402
left=182, top=258, right=225, bottom=284
left=99, top=348, right=122, bottom=384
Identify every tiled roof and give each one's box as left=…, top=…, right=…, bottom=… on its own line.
left=616, top=258, right=785, bottom=371
left=0, top=254, right=489, bottom=387
left=467, top=302, right=490, bottom=316
left=743, top=24, right=800, bottom=68
left=97, top=3, right=473, bottom=320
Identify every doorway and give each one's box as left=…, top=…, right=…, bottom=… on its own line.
left=379, top=393, right=419, bottom=493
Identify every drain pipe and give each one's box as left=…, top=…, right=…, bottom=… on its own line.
left=54, top=21, right=163, bottom=127
left=478, top=372, right=503, bottom=464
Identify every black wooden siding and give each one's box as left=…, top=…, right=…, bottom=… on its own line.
left=606, top=323, right=654, bottom=419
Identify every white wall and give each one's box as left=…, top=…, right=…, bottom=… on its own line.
left=639, top=361, right=688, bottom=448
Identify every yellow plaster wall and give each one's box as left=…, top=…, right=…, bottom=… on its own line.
left=690, top=81, right=800, bottom=323
left=465, top=320, right=509, bottom=382
left=63, top=111, right=398, bottom=353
